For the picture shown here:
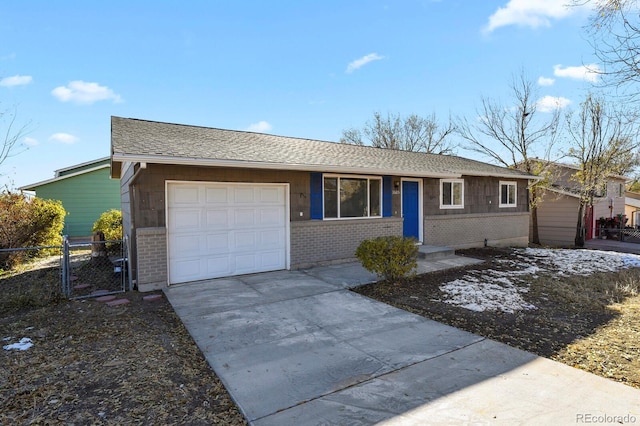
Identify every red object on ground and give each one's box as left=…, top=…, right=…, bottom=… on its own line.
left=143, top=294, right=163, bottom=302
left=106, top=299, right=130, bottom=307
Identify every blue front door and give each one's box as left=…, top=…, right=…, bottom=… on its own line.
left=402, top=181, right=420, bottom=241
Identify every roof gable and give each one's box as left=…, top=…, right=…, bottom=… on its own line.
left=110, top=116, right=536, bottom=180
left=20, top=161, right=111, bottom=191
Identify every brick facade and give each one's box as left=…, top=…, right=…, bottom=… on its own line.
left=136, top=227, right=167, bottom=291
left=290, top=217, right=403, bottom=268
left=423, top=212, right=530, bottom=249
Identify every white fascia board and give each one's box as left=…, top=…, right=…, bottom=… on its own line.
left=468, top=171, right=539, bottom=180
left=111, top=153, right=462, bottom=179
left=54, top=156, right=111, bottom=177
left=19, top=164, right=111, bottom=190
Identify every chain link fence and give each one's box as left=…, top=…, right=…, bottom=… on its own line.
left=0, top=236, right=130, bottom=300
left=62, top=236, right=131, bottom=299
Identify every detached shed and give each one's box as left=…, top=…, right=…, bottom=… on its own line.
left=20, top=157, right=121, bottom=239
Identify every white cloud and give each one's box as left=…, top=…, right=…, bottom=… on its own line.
left=49, top=133, right=79, bottom=144
left=23, top=137, right=38, bottom=146
left=484, top=0, right=577, bottom=33
left=537, top=95, right=571, bottom=112
left=51, top=80, right=122, bottom=104
left=0, top=75, right=32, bottom=87
left=246, top=121, right=272, bottom=132
left=537, top=76, right=555, bottom=86
left=346, top=53, right=385, bottom=73
left=553, top=64, right=601, bottom=82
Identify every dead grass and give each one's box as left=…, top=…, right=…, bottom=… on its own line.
left=0, top=261, right=247, bottom=425
left=354, top=247, right=640, bottom=389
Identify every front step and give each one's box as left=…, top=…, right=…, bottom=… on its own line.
left=417, top=245, right=455, bottom=260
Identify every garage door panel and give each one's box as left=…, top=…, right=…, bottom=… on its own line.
left=171, top=258, right=204, bottom=281
left=206, top=233, right=231, bottom=254
left=259, top=187, right=284, bottom=203
left=206, top=256, right=232, bottom=276
left=168, top=182, right=288, bottom=284
left=259, top=207, right=285, bottom=226
left=234, top=187, right=256, bottom=203
left=234, top=209, right=256, bottom=227
left=259, top=251, right=285, bottom=269
left=259, top=229, right=285, bottom=248
left=234, top=254, right=258, bottom=274
left=172, top=186, right=201, bottom=204
left=205, top=187, right=230, bottom=203
left=233, top=231, right=256, bottom=250
left=172, top=210, right=201, bottom=230
left=172, top=234, right=203, bottom=255
left=205, top=209, right=230, bottom=229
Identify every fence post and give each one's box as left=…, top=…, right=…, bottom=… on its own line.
left=125, top=235, right=133, bottom=291
left=61, top=235, right=70, bottom=297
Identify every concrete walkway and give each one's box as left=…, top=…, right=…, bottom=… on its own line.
left=164, top=256, right=640, bottom=425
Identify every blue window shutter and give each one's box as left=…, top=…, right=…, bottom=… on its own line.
left=310, top=172, right=323, bottom=219
left=383, top=176, right=392, bottom=217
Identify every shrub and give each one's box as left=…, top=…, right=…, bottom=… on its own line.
left=92, top=209, right=123, bottom=241
left=92, top=209, right=122, bottom=254
left=0, top=192, right=66, bottom=269
left=355, top=236, right=418, bottom=282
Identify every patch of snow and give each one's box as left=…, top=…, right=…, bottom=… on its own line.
left=440, top=277, right=536, bottom=314
left=3, top=337, right=33, bottom=351
left=439, top=248, right=640, bottom=313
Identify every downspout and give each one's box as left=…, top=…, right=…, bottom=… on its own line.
left=127, top=162, right=147, bottom=290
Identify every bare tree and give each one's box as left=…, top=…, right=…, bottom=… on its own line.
left=455, top=72, right=561, bottom=245
left=564, top=93, right=639, bottom=246
left=573, top=0, right=640, bottom=96
left=340, top=111, right=456, bottom=155
left=0, top=103, right=29, bottom=177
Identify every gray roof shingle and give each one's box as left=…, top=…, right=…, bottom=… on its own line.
left=111, top=116, right=535, bottom=180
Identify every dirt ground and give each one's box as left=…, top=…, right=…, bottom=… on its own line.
left=355, top=247, right=640, bottom=389
left=0, top=291, right=247, bottom=425
left=2, top=246, right=639, bottom=424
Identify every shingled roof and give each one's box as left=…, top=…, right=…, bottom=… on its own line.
left=111, top=116, right=536, bottom=180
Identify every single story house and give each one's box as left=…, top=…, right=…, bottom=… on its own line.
left=110, top=116, right=535, bottom=291
left=535, top=162, right=627, bottom=246
left=20, top=157, right=121, bottom=239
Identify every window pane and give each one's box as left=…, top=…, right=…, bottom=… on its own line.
left=442, top=182, right=452, bottom=205
left=324, top=177, right=338, bottom=218
left=452, top=182, right=462, bottom=205
left=508, top=185, right=515, bottom=204
left=369, top=179, right=381, bottom=216
left=501, top=184, right=508, bottom=204
left=340, top=178, right=368, bottom=217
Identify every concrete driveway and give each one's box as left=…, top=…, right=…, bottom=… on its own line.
left=164, top=259, right=640, bottom=425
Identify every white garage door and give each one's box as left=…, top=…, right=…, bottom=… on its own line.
left=167, top=182, right=288, bottom=284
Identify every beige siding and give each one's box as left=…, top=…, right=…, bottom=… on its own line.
left=536, top=192, right=578, bottom=247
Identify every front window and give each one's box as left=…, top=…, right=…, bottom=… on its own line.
left=500, top=181, right=517, bottom=207
left=323, top=176, right=382, bottom=219
left=440, top=179, right=464, bottom=209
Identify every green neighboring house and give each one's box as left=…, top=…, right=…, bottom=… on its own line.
left=20, top=157, right=121, bottom=239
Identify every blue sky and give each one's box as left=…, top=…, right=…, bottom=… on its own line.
left=0, top=0, right=602, bottom=190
